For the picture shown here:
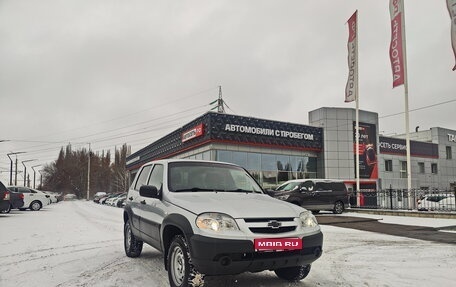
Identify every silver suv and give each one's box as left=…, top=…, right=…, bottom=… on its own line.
left=123, top=159, right=323, bottom=287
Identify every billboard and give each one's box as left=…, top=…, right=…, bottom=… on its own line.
left=353, top=122, right=378, bottom=179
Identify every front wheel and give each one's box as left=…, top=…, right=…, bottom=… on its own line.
left=30, top=201, right=42, bottom=211
left=167, top=235, right=204, bottom=287
left=275, top=264, right=311, bottom=281
left=333, top=201, right=344, bottom=214
left=124, top=220, right=143, bottom=257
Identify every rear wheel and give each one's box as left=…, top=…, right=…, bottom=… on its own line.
left=275, top=264, right=311, bottom=281
left=333, top=201, right=344, bottom=214
left=167, top=235, right=204, bottom=287
left=30, top=201, right=42, bottom=211
left=1, top=204, right=11, bottom=214
left=124, top=220, right=143, bottom=257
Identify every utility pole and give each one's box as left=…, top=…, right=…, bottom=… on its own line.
left=87, top=143, right=91, bottom=200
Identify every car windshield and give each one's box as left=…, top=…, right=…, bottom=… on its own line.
left=275, top=181, right=301, bottom=191
left=168, top=162, right=262, bottom=193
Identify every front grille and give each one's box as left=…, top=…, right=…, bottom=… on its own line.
left=244, top=217, right=298, bottom=234
left=249, top=226, right=296, bottom=234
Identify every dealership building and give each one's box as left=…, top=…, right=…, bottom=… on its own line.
left=126, top=107, right=456, bottom=191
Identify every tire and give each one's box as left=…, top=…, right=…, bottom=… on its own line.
left=30, top=201, right=42, bottom=211
left=124, top=220, right=143, bottom=257
left=167, top=235, right=204, bottom=287
left=333, top=201, right=344, bottom=214
left=274, top=264, right=311, bottom=282
left=1, top=204, right=11, bottom=214
left=311, top=210, right=320, bottom=214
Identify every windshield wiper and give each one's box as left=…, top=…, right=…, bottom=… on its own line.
left=225, top=189, right=260, bottom=194
left=173, top=187, right=216, bottom=192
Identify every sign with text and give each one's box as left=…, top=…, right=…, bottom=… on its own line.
left=354, top=122, right=378, bottom=179
left=181, top=123, right=204, bottom=143
left=254, top=238, right=302, bottom=251
left=345, top=10, right=358, bottom=103
left=379, top=136, right=439, bottom=158
left=389, top=0, right=406, bottom=87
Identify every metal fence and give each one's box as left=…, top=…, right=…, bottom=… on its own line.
left=349, top=190, right=456, bottom=212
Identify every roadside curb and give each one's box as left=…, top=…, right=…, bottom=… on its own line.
left=346, top=208, right=456, bottom=219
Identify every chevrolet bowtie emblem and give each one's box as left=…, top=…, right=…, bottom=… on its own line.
left=267, top=220, right=282, bottom=229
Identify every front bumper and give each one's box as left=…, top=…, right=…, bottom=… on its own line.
left=189, top=231, right=323, bottom=275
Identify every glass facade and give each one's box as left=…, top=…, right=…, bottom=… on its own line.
left=216, top=150, right=317, bottom=188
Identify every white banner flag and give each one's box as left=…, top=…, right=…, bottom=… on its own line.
left=448, top=0, right=456, bottom=71
left=345, top=11, right=357, bottom=103
left=389, top=0, right=406, bottom=87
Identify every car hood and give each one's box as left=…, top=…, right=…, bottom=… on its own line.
left=166, top=192, right=304, bottom=218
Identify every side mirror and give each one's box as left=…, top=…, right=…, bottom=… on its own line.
left=139, top=185, right=161, bottom=199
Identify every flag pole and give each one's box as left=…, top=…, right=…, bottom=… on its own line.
left=355, top=13, right=360, bottom=206
left=345, top=11, right=360, bottom=205
left=402, top=0, right=413, bottom=208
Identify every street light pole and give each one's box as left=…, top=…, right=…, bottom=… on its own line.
left=22, top=159, right=37, bottom=187
left=38, top=170, right=43, bottom=189
left=31, top=165, right=41, bottom=189
left=7, top=152, right=26, bottom=186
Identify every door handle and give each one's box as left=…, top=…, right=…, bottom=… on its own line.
left=129, top=197, right=133, bottom=201
left=140, top=200, right=146, bottom=204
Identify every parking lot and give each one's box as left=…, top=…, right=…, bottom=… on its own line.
left=1, top=201, right=455, bottom=287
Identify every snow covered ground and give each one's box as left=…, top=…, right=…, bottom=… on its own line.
left=1, top=201, right=455, bottom=287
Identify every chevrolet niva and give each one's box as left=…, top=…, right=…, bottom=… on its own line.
left=123, top=159, right=323, bottom=287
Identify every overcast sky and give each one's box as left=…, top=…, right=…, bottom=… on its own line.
left=0, top=0, right=455, bottom=183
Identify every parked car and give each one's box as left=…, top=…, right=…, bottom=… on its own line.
left=116, top=194, right=127, bottom=208
left=124, top=159, right=323, bottom=286
left=44, top=191, right=59, bottom=203
left=63, top=193, right=77, bottom=201
left=7, top=186, right=51, bottom=211
left=101, top=193, right=122, bottom=205
left=111, top=193, right=126, bottom=207
left=418, top=194, right=455, bottom=211
left=1, top=190, right=25, bottom=213
left=269, top=179, right=349, bottom=214
left=93, top=192, right=107, bottom=203
left=0, top=181, right=11, bottom=213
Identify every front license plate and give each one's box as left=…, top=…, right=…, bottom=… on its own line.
left=254, top=238, right=302, bottom=251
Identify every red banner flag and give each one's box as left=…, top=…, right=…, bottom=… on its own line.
left=345, top=11, right=358, bottom=103
left=448, top=0, right=456, bottom=71
left=389, top=0, right=405, bottom=87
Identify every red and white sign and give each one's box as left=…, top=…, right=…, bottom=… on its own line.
left=389, top=0, right=405, bottom=88
left=181, top=123, right=204, bottom=143
left=254, top=238, right=302, bottom=251
left=448, top=0, right=456, bottom=71
left=345, top=11, right=358, bottom=103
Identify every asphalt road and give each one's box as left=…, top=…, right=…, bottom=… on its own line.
left=316, top=215, right=456, bottom=245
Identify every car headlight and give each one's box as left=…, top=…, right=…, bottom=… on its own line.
left=299, top=211, right=318, bottom=228
left=196, top=213, right=240, bottom=232
left=276, top=194, right=290, bottom=200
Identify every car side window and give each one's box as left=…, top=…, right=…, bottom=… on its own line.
left=134, top=165, right=152, bottom=191
left=147, top=164, right=164, bottom=191
left=18, top=187, right=30, bottom=193
left=301, top=181, right=314, bottom=191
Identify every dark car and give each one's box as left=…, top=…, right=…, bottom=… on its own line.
left=1, top=190, right=24, bottom=213
left=0, top=181, right=11, bottom=213
left=270, top=179, right=349, bottom=214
